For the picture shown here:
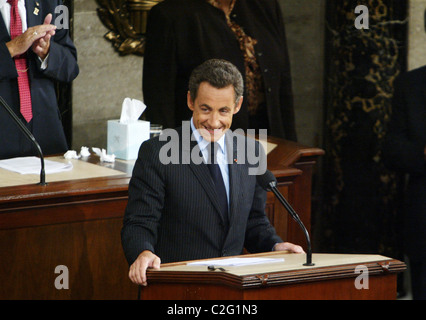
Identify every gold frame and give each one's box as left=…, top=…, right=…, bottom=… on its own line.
left=96, top=0, right=163, bottom=56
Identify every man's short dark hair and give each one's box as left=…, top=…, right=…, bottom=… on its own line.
left=188, top=59, right=244, bottom=104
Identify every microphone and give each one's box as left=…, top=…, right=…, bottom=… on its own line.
left=257, top=170, right=314, bottom=266
left=0, top=96, right=47, bottom=186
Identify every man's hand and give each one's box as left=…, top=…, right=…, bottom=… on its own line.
left=128, top=250, right=161, bottom=286
left=6, top=14, right=56, bottom=59
left=274, top=242, right=305, bottom=253
left=31, top=14, right=55, bottom=60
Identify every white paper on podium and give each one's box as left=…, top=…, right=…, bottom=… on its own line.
left=187, top=257, right=284, bottom=267
left=0, top=156, right=73, bottom=175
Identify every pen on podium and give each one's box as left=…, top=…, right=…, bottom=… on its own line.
left=207, top=265, right=226, bottom=272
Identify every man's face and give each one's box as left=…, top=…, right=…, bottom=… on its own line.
left=188, top=82, right=242, bottom=142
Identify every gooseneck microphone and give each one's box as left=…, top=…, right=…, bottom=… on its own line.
left=257, top=170, right=314, bottom=266
left=0, top=96, right=47, bottom=186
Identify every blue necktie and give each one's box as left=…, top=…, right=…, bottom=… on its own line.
left=207, top=143, right=229, bottom=226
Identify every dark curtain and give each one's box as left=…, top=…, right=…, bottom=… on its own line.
left=318, top=0, right=408, bottom=260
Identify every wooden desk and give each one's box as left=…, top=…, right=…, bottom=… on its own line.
left=142, top=251, right=406, bottom=300
left=0, top=137, right=323, bottom=299
left=0, top=157, right=136, bottom=299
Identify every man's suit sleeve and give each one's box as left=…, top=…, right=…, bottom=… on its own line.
left=0, top=42, right=18, bottom=80
left=121, top=139, right=165, bottom=265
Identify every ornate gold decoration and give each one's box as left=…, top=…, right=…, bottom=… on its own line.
left=96, top=0, right=163, bottom=56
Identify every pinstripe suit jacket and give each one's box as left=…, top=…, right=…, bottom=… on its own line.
left=121, top=126, right=282, bottom=264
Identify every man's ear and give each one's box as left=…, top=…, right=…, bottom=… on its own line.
left=233, top=96, right=243, bottom=114
left=187, top=91, right=194, bottom=111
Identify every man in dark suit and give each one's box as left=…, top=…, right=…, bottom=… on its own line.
left=383, top=66, right=426, bottom=300
left=122, top=59, right=303, bottom=286
left=0, top=0, right=79, bottom=159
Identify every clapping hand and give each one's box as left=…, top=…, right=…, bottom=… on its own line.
left=6, top=14, right=56, bottom=59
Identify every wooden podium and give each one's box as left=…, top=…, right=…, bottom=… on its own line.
left=142, top=251, right=406, bottom=300
left=0, top=137, right=323, bottom=299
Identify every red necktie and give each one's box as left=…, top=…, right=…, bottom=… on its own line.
left=8, top=0, right=33, bottom=123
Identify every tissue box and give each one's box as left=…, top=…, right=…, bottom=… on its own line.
left=107, top=120, right=150, bottom=160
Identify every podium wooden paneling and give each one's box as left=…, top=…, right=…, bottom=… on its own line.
left=142, top=252, right=406, bottom=300
left=0, top=137, right=323, bottom=299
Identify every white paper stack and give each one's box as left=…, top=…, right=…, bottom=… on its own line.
left=0, top=156, right=73, bottom=175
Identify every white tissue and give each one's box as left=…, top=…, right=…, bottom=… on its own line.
left=92, top=147, right=116, bottom=163
left=64, top=146, right=92, bottom=159
left=80, top=146, right=91, bottom=157
left=120, top=98, right=146, bottom=124
left=64, top=150, right=80, bottom=159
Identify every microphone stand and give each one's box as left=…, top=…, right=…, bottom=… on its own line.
left=0, top=96, right=47, bottom=186
left=268, top=181, right=314, bottom=266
